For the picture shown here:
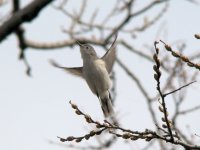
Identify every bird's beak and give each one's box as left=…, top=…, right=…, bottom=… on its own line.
left=76, top=41, right=83, bottom=47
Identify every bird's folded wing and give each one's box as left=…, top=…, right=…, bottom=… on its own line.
left=50, top=60, right=83, bottom=77
left=101, top=33, right=117, bottom=74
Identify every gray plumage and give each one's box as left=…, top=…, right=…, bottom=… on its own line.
left=50, top=34, right=117, bottom=117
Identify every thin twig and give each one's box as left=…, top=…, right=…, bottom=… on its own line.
left=163, top=81, right=196, bottom=97
left=153, top=41, right=174, bottom=142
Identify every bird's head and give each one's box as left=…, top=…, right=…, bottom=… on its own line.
left=77, top=41, right=97, bottom=61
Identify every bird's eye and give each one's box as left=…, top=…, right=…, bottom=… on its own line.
left=86, top=46, right=89, bottom=49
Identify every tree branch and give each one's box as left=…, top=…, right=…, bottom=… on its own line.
left=0, top=0, right=53, bottom=42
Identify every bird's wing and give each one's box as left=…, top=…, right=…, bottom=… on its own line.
left=50, top=60, right=83, bottom=77
left=101, top=33, right=117, bottom=74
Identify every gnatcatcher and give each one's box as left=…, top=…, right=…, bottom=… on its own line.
left=50, top=34, right=117, bottom=117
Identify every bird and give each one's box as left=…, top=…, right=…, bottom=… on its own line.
left=50, top=34, right=117, bottom=117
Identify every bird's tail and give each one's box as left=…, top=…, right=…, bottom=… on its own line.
left=99, top=91, right=114, bottom=118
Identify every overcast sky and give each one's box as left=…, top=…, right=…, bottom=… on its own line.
left=1, top=0, right=200, bottom=150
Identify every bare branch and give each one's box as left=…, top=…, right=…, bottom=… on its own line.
left=153, top=41, right=174, bottom=142
left=160, top=40, right=200, bottom=70
left=163, top=81, right=196, bottom=97
left=0, top=0, right=54, bottom=42
left=60, top=101, right=200, bottom=150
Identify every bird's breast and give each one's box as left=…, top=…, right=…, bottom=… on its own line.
left=83, top=59, right=111, bottom=94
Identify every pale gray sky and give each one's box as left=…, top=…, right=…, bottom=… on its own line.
left=0, top=0, right=200, bottom=150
